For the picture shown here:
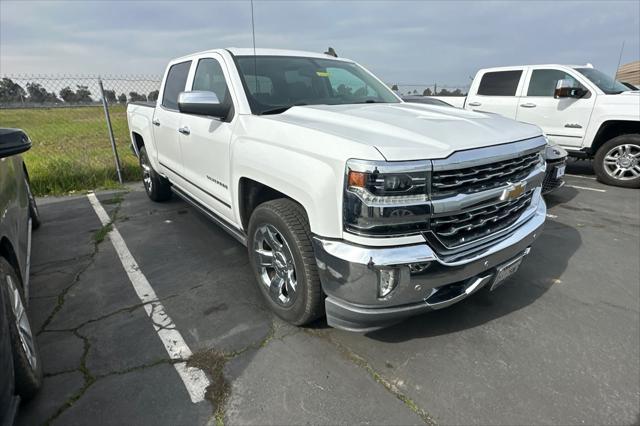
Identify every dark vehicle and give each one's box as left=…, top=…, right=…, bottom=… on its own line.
left=542, top=140, right=568, bottom=194
left=402, top=95, right=454, bottom=107
left=0, top=128, right=42, bottom=426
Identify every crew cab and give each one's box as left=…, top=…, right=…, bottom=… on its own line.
left=127, top=48, right=547, bottom=331
left=431, top=64, right=640, bottom=188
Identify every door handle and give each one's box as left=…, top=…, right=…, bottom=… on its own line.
left=520, top=103, right=536, bottom=108
left=468, top=102, right=481, bottom=107
left=178, top=126, right=191, bottom=135
left=152, top=118, right=161, bottom=126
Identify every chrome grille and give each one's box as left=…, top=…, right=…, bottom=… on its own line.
left=431, top=151, right=540, bottom=197
left=429, top=189, right=535, bottom=248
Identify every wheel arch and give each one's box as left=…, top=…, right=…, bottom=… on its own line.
left=0, top=238, right=24, bottom=289
left=590, top=120, right=640, bottom=155
left=238, top=177, right=305, bottom=232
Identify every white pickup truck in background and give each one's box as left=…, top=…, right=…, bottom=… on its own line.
left=430, top=64, right=640, bottom=188
left=127, top=48, right=548, bottom=331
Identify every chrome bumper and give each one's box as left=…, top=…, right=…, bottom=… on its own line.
left=312, top=196, right=546, bottom=332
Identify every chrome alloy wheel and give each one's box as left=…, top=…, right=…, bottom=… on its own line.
left=603, top=143, right=640, bottom=181
left=6, top=275, right=38, bottom=370
left=253, top=224, right=297, bottom=307
left=141, top=153, right=153, bottom=193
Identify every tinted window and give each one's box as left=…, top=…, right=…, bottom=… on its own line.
left=527, top=69, right=584, bottom=96
left=477, top=71, right=522, bottom=96
left=192, top=58, right=230, bottom=104
left=575, top=67, right=628, bottom=94
left=162, top=61, right=191, bottom=110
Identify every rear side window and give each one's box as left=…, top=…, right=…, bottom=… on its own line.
left=192, top=58, right=230, bottom=104
left=527, top=69, right=584, bottom=96
left=477, top=71, right=522, bottom=96
left=162, top=61, right=191, bottom=110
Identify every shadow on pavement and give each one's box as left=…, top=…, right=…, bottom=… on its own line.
left=544, top=185, right=579, bottom=208
left=365, top=218, right=581, bottom=343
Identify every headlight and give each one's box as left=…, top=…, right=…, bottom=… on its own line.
left=343, top=159, right=431, bottom=236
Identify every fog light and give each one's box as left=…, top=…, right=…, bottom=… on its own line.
left=378, top=268, right=400, bottom=298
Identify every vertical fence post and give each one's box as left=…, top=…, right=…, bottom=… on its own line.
left=98, top=77, right=123, bottom=184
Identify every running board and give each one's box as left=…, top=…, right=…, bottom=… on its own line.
left=171, top=186, right=248, bottom=246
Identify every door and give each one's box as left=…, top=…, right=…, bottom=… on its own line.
left=516, top=68, right=595, bottom=148
left=153, top=60, right=191, bottom=177
left=465, top=69, right=524, bottom=119
left=179, top=55, right=236, bottom=221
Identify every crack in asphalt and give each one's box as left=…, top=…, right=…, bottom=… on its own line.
left=304, top=328, right=438, bottom=425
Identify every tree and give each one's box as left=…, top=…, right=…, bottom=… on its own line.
left=0, top=78, right=26, bottom=103
left=59, top=86, right=77, bottom=103
left=75, top=85, right=92, bottom=103
left=103, top=89, right=116, bottom=104
left=412, top=89, right=418, bottom=94
left=438, top=88, right=452, bottom=96
left=391, top=84, right=398, bottom=91
left=118, top=93, right=127, bottom=104
left=26, top=82, right=59, bottom=103
left=129, top=91, right=147, bottom=102
left=148, top=90, right=159, bottom=101
left=422, top=88, right=432, bottom=96
left=451, top=88, right=462, bottom=96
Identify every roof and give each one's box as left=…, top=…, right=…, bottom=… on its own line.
left=478, top=64, right=592, bottom=72
left=175, top=48, right=352, bottom=62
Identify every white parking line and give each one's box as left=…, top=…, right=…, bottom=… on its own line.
left=566, top=184, right=607, bottom=193
left=566, top=174, right=597, bottom=180
left=87, top=193, right=209, bottom=403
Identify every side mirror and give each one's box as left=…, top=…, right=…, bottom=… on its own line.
left=0, top=128, right=32, bottom=159
left=178, top=91, right=231, bottom=119
left=554, top=79, right=588, bottom=99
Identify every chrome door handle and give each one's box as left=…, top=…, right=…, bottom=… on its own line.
left=178, top=126, right=190, bottom=135
left=520, top=103, right=536, bottom=108
left=468, top=102, right=481, bottom=107
left=152, top=118, right=161, bottom=126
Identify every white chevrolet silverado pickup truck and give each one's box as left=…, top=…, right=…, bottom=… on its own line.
left=431, top=64, right=640, bottom=188
left=127, top=48, right=547, bottom=331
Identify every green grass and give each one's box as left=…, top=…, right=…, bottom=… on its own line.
left=0, top=105, right=140, bottom=196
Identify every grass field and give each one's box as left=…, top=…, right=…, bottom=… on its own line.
left=0, top=105, right=140, bottom=196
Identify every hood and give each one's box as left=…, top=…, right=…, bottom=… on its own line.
left=264, top=103, right=542, bottom=161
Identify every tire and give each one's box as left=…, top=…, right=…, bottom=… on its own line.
left=139, top=146, right=172, bottom=201
left=0, top=258, right=42, bottom=400
left=593, top=134, right=640, bottom=188
left=247, top=199, right=323, bottom=325
left=26, top=178, right=41, bottom=230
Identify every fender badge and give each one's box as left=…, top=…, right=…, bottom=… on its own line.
left=500, top=182, right=526, bottom=201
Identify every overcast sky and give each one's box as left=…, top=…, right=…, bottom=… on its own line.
left=1, top=0, right=638, bottom=88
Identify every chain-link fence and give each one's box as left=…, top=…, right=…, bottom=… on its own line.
left=0, top=74, right=161, bottom=195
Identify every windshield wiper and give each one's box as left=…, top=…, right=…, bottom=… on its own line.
left=259, top=103, right=307, bottom=115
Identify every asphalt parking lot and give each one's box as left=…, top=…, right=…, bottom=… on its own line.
left=17, top=159, right=640, bottom=426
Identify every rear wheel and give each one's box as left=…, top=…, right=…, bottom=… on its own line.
left=1, top=258, right=42, bottom=399
left=139, top=146, right=172, bottom=201
left=247, top=199, right=323, bottom=325
left=594, top=134, right=640, bottom=188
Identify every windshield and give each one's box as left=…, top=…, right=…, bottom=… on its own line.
left=235, top=55, right=399, bottom=114
left=575, top=67, right=629, bottom=94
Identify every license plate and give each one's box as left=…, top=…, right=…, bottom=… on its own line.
left=490, top=256, right=523, bottom=291
left=555, top=165, right=566, bottom=178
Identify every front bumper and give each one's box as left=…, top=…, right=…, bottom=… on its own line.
left=312, top=197, right=546, bottom=332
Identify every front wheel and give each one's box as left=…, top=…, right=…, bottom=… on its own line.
left=1, top=258, right=42, bottom=399
left=247, top=199, right=323, bottom=325
left=593, top=134, right=640, bottom=188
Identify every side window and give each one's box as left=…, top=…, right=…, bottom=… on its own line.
left=527, top=69, right=585, bottom=97
left=162, top=61, right=191, bottom=110
left=477, top=71, right=523, bottom=96
left=192, top=58, right=230, bottom=104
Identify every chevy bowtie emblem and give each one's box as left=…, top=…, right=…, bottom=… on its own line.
left=501, top=182, right=526, bottom=201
